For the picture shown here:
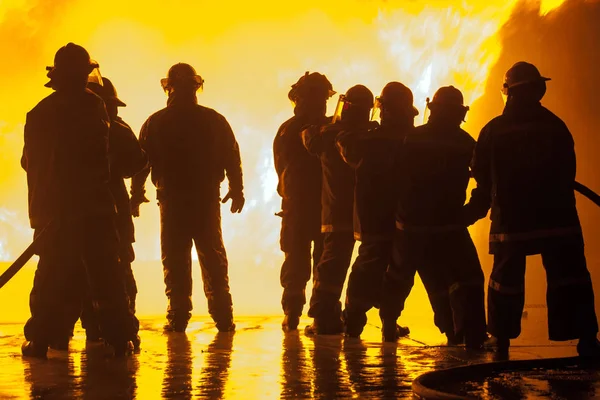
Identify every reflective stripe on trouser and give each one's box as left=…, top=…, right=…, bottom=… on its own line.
left=345, top=239, right=393, bottom=314
left=160, top=201, right=233, bottom=325
left=24, top=217, right=139, bottom=345
left=380, top=230, right=458, bottom=335
left=280, top=229, right=324, bottom=316
left=487, top=235, right=598, bottom=341
left=308, top=232, right=355, bottom=320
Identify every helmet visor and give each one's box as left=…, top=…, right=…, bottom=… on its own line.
left=161, top=75, right=204, bottom=92
left=370, top=97, right=382, bottom=122
left=331, top=94, right=347, bottom=123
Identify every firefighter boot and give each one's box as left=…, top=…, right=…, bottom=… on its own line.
left=577, top=337, right=600, bottom=358
left=282, top=315, right=300, bottom=332
left=382, top=319, right=398, bottom=343
left=22, top=341, right=48, bottom=359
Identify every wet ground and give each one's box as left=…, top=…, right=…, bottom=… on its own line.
left=0, top=309, right=590, bottom=399
left=434, top=366, right=600, bottom=399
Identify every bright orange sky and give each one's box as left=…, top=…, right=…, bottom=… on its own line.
left=0, top=0, right=565, bottom=321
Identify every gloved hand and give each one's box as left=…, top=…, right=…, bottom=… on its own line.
left=130, top=193, right=150, bottom=218
left=222, top=190, right=245, bottom=214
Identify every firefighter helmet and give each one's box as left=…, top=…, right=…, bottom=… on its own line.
left=288, top=71, right=335, bottom=102
left=502, top=62, right=550, bottom=95
left=378, top=81, right=419, bottom=116
left=345, top=84, right=374, bottom=109
left=161, top=63, right=204, bottom=92
left=88, top=77, right=126, bottom=107
left=45, top=43, right=98, bottom=88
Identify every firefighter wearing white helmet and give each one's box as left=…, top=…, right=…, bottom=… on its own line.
left=301, top=84, right=378, bottom=335
left=464, top=62, right=600, bottom=356
left=274, top=72, right=335, bottom=331
left=131, top=63, right=244, bottom=333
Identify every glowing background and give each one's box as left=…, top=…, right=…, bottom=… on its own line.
left=0, top=0, right=573, bottom=322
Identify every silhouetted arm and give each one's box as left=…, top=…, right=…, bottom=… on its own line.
left=336, top=129, right=365, bottom=168
left=462, top=125, right=493, bottom=225
left=130, top=119, right=151, bottom=216
left=111, top=120, right=148, bottom=179
left=218, top=115, right=243, bottom=194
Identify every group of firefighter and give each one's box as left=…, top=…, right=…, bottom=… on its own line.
left=274, top=66, right=600, bottom=355
left=16, top=41, right=600, bottom=359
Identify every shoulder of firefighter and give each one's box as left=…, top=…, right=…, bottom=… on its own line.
left=109, top=118, right=148, bottom=179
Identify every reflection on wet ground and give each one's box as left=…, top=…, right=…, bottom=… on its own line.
left=0, top=310, right=586, bottom=399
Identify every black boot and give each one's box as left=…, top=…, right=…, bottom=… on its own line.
left=164, top=311, right=191, bottom=333
left=132, top=335, right=142, bottom=352
left=163, top=320, right=188, bottom=333
left=112, top=341, right=134, bottom=358
left=86, top=327, right=103, bottom=342
left=381, top=319, right=398, bottom=343
left=305, top=317, right=344, bottom=336
left=49, top=337, right=70, bottom=351
left=282, top=315, right=300, bottom=332
left=446, top=331, right=464, bottom=346
left=494, top=336, right=510, bottom=357
left=22, top=341, right=48, bottom=359
left=215, top=315, right=236, bottom=332
left=344, top=308, right=367, bottom=339
left=577, top=337, right=600, bottom=357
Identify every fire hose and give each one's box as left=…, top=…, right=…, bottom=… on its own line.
left=0, top=223, right=52, bottom=290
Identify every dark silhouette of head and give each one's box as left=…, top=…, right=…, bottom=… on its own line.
left=341, top=85, right=374, bottom=123
left=427, top=86, right=469, bottom=127
left=378, top=82, right=419, bottom=128
left=288, top=71, right=335, bottom=118
left=161, top=63, right=204, bottom=96
left=45, top=43, right=97, bottom=91
left=87, top=77, right=126, bottom=120
left=502, top=61, right=550, bottom=105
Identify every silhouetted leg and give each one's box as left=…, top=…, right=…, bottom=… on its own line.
left=24, top=232, right=85, bottom=346
left=307, top=232, right=355, bottom=322
left=280, top=218, right=313, bottom=317
left=193, top=202, right=233, bottom=329
left=81, top=217, right=138, bottom=347
left=444, top=230, right=487, bottom=346
left=120, top=243, right=137, bottom=313
left=80, top=289, right=101, bottom=340
left=541, top=235, right=598, bottom=341
left=344, top=240, right=392, bottom=336
left=417, top=240, right=454, bottom=336
left=379, top=231, right=418, bottom=323
left=487, top=248, right=526, bottom=339
left=312, top=234, right=324, bottom=280
left=160, top=203, right=194, bottom=326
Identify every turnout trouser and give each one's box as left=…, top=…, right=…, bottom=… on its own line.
left=279, top=214, right=323, bottom=316
left=345, top=239, right=393, bottom=313
left=308, top=232, right=355, bottom=320
left=160, top=198, right=233, bottom=326
left=380, top=229, right=485, bottom=337
left=81, top=242, right=137, bottom=333
left=24, top=216, right=138, bottom=346
left=488, top=235, right=598, bottom=341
